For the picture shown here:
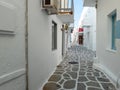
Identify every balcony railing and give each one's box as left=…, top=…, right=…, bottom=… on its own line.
left=58, top=0, right=74, bottom=15
left=42, top=0, right=74, bottom=15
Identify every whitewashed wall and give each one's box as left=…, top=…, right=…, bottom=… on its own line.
left=84, top=7, right=96, bottom=51
left=97, top=0, right=120, bottom=86
left=0, top=0, right=26, bottom=90
left=83, top=27, right=90, bottom=49
left=72, top=28, right=79, bottom=45
left=28, top=0, right=63, bottom=90
left=67, top=27, right=73, bottom=48
left=78, top=7, right=96, bottom=51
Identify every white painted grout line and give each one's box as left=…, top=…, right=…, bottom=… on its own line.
left=41, top=46, right=117, bottom=90
left=74, top=52, right=80, bottom=90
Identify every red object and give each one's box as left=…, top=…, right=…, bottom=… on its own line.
left=79, top=28, right=83, bottom=32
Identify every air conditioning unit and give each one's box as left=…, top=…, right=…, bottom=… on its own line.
left=42, top=0, right=58, bottom=14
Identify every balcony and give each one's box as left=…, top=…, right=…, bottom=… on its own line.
left=57, top=0, right=74, bottom=23
left=83, top=0, right=97, bottom=7
left=42, top=0, right=74, bottom=23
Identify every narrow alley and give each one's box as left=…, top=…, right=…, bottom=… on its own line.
left=0, top=0, right=120, bottom=90
left=43, top=45, right=116, bottom=90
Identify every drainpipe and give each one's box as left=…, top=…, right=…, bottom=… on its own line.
left=25, top=0, right=29, bottom=90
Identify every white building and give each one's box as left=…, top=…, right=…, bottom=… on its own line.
left=0, top=0, right=74, bottom=90
left=67, top=24, right=74, bottom=48
left=71, top=28, right=79, bottom=45
left=78, top=7, right=96, bottom=51
left=83, top=0, right=120, bottom=89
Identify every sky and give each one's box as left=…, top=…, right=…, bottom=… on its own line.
left=74, top=0, right=83, bottom=28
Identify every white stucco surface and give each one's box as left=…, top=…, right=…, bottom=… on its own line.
left=97, top=0, right=120, bottom=86
left=0, top=0, right=26, bottom=90
left=78, top=7, right=96, bottom=51
left=28, top=0, right=63, bottom=90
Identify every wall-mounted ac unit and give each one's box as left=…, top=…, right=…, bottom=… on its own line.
left=42, top=0, right=58, bottom=15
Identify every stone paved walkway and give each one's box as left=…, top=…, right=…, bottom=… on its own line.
left=43, top=45, right=116, bottom=90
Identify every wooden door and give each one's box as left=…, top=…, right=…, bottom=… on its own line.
left=79, top=35, right=83, bottom=45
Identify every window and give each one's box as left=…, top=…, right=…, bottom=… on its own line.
left=45, top=0, right=50, bottom=5
left=52, top=21, right=57, bottom=50
left=111, top=12, right=116, bottom=50
left=109, top=10, right=116, bottom=50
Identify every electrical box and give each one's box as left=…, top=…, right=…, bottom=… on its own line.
left=42, top=0, right=58, bottom=15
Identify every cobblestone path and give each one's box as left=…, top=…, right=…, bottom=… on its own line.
left=43, top=45, right=116, bottom=90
